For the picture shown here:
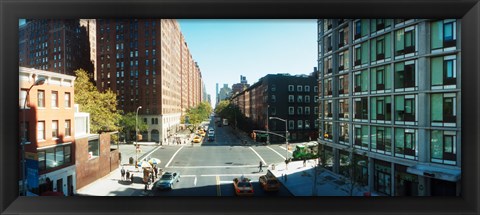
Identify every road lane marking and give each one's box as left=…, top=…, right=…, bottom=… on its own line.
left=165, top=146, right=185, bottom=167
left=216, top=176, right=221, bottom=196
left=194, top=176, right=197, bottom=186
left=249, top=147, right=267, bottom=166
left=141, top=145, right=163, bottom=160
left=266, top=146, right=286, bottom=160
left=201, top=173, right=265, bottom=177
left=167, top=165, right=258, bottom=169
left=279, top=146, right=293, bottom=153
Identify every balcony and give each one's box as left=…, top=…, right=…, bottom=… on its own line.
left=376, top=83, right=385, bottom=90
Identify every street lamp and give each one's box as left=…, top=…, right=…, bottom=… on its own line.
left=269, top=117, right=288, bottom=160
left=21, top=77, right=45, bottom=196
left=135, top=106, right=142, bottom=167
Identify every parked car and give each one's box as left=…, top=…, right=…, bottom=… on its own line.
left=208, top=128, right=215, bottom=134
left=152, top=172, right=180, bottom=190
left=258, top=170, right=280, bottom=192
left=233, top=177, right=254, bottom=196
left=207, top=133, right=215, bottom=141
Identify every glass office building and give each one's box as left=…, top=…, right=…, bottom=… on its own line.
left=317, top=19, right=461, bottom=196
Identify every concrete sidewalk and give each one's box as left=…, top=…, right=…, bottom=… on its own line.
left=269, top=160, right=380, bottom=196
left=77, top=143, right=161, bottom=196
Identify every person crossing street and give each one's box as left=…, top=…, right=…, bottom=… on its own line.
left=259, top=161, right=263, bottom=172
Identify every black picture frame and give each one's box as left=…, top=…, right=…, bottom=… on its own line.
left=1, top=0, right=479, bottom=214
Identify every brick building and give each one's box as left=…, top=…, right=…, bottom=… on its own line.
left=19, top=67, right=76, bottom=196
left=95, top=19, right=204, bottom=143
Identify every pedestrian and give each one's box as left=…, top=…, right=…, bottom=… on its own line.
left=120, top=167, right=126, bottom=181
left=259, top=161, right=263, bottom=172
left=130, top=173, right=134, bottom=182
left=153, top=166, right=158, bottom=178
left=303, top=158, right=307, bottom=167
left=126, top=170, right=130, bottom=181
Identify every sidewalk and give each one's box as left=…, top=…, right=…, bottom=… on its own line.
left=76, top=143, right=160, bottom=196
left=269, top=160, right=380, bottom=196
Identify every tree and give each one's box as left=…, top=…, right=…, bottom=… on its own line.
left=340, top=148, right=367, bottom=196
left=183, top=102, right=213, bottom=133
left=118, top=112, right=148, bottom=142
left=74, top=69, right=121, bottom=133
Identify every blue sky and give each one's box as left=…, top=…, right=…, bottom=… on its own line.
left=178, top=19, right=318, bottom=107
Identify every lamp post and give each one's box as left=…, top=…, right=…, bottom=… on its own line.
left=269, top=117, right=288, bottom=160
left=21, top=77, right=45, bottom=196
left=135, top=106, right=142, bottom=167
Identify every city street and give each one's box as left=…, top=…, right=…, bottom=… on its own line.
left=148, top=118, right=293, bottom=196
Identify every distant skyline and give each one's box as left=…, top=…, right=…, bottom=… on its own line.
left=178, top=19, right=318, bottom=107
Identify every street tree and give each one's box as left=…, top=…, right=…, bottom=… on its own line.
left=74, top=69, right=121, bottom=133
left=183, top=102, right=212, bottom=133
left=119, top=112, right=148, bottom=142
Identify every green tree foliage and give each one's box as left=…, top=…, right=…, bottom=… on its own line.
left=184, top=102, right=212, bottom=133
left=118, top=112, right=148, bottom=141
left=74, top=69, right=121, bottom=133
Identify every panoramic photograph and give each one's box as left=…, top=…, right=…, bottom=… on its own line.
left=18, top=19, right=461, bottom=197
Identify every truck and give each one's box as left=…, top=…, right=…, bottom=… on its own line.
left=222, top=118, right=229, bottom=126
left=292, top=142, right=319, bottom=161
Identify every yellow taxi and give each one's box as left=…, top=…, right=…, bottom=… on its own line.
left=258, top=170, right=280, bottom=192
left=193, top=135, right=202, bottom=143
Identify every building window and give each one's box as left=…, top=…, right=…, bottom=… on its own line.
left=323, top=122, right=332, bottom=140
left=338, top=26, right=348, bottom=47
left=395, top=95, right=416, bottom=122
left=431, top=93, right=457, bottom=126
left=288, top=95, right=294, bottom=103
left=314, top=86, right=318, bottom=92
left=65, top=120, right=71, bottom=137
left=20, top=89, right=28, bottom=108
left=297, top=107, right=303, bottom=115
left=297, top=120, right=303, bottom=129
left=354, top=97, right=368, bottom=120
left=371, top=65, right=392, bottom=92
left=394, top=61, right=416, bottom=89
left=325, top=78, right=332, bottom=96
left=373, top=36, right=387, bottom=61
left=395, top=26, right=416, bottom=56
left=314, top=107, right=319, bottom=115
left=339, top=99, right=349, bottom=119
left=305, top=120, right=310, bottom=129
left=354, top=70, right=368, bottom=93
left=339, top=122, right=349, bottom=143
left=305, top=85, right=310, bottom=92
left=371, top=126, right=392, bottom=155
left=51, top=91, right=58, bottom=108
left=431, top=20, right=457, bottom=50
left=271, top=84, right=276, bottom=91
left=297, top=95, right=303, bottom=103
left=38, top=144, right=72, bottom=171
left=431, top=130, right=457, bottom=165
left=289, top=120, right=295, bottom=129
left=297, top=85, right=303, bottom=92
left=88, top=139, right=100, bottom=158
left=52, top=120, right=59, bottom=138
left=305, top=96, right=310, bottom=103
left=289, top=106, right=294, bottom=115
left=38, top=90, right=45, bottom=108
left=271, top=95, right=276, bottom=102
left=431, top=55, right=457, bottom=88
left=338, top=74, right=349, bottom=95
left=371, top=96, right=392, bottom=121
left=374, top=160, right=392, bottom=196
left=305, top=107, right=310, bottom=115
left=395, top=128, right=417, bottom=160
left=324, top=56, right=332, bottom=75
left=354, top=20, right=362, bottom=39
left=324, top=35, right=332, bottom=52
left=354, top=125, right=368, bottom=150
left=37, top=121, right=45, bottom=140
left=288, top=85, right=294, bottom=92
left=325, top=100, right=332, bottom=118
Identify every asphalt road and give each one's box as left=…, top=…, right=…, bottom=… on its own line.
left=147, top=118, right=293, bottom=196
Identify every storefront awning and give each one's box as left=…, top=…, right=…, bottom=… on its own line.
left=407, top=164, right=461, bottom=182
